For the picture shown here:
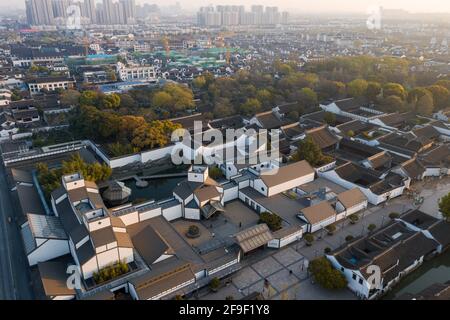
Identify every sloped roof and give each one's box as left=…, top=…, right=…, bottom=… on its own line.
left=306, top=125, right=339, bottom=149
left=235, top=223, right=274, bottom=253
left=260, top=160, right=315, bottom=188
left=131, top=225, right=170, bottom=266
left=337, top=188, right=367, bottom=209
left=27, top=213, right=67, bottom=240
left=38, top=261, right=75, bottom=297
left=300, top=201, right=336, bottom=225
left=401, top=158, right=426, bottom=178
left=194, top=185, right=220, bottom=203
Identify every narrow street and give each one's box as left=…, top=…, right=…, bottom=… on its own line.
left=0, top=164, right=34, bottom=300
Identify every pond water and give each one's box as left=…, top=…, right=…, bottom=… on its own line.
left=124, top=176, right=185, bottom=204
left=383, top=250, right=450, bottom=299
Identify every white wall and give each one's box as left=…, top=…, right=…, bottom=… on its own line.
left=223, top=185, right=239, bottom=203
left=27, top=239, right=70, bottom=266
left=162, top=203, right=182, bottom=221
left=97, top=248, right=120, bottom=270
left=139, top=207, right=161, bottom=221
left=118, top=247, right=134, bottom=263
left=184, top=207, right=200, bottom=220
left=118, top=211, right=139, bottom=226
left=81, top=257, right=98, bottom=279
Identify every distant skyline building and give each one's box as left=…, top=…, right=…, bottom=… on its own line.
left=26, top=0, right=54, bottom=25
left=25, top=0, right=137, bottom=26
left=197, top=4, right=288, bottom=27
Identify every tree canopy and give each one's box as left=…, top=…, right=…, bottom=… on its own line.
left=309, top=257, right=348, bottom=290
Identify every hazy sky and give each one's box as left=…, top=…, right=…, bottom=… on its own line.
left=3, top=0, right=450, bottom=13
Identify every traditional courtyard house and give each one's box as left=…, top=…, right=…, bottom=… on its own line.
left=398, top=210, right=450, bottom=253
left=297, top=201, right=337, bottom=233
left=173, top=165, right=224, bottom=220
left=50, top=173, right=135, bottom=279
left=335, top=188, right=368, bottom=220
left=305, top=125, right=340, bottom=152
left=27, top=76, right=75, bottom=95
left=419, top=144, right=450, bottom=176
left=327, top=221, right=439, bottom=299
left=392, top=158, right=426, bottom=184
left=319, top=162, right=407, bottom=205
left=10, top=105, right=40, bottom=126
left=369, top=112, right=416, bottom=131
left=0, top=112, right=18, bottom=139
left=252, top=160, right=315, bottom=197
left=431, top=121, right=450, bottom=138
left=378, top=132, right=432, bottom=158
left=21, top=214, right=70, bottom=266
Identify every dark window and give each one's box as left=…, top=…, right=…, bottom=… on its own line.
left=358, top=278, right=363, bottom=285
left=352, top=273, right=357, bottom=280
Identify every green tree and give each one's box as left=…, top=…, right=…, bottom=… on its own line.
left=383, top=83, right=407, bottom=100
left=323, top=112, right=336, bottom=126
left=79, top=90, right=99, bottom=106
left=297, top=87, right=318, bottom=108
left=60, top=89, right=81, bottom=106
left=365, top=81, right=381, bottom=101
left=239, top=98, right=261, bottom=116
left=192, top=76, right=207, bottom=89
left=259, top=212, right=282, bottom=231
left=291, top=136, right=332, bottom=167
left=426, top=85, right=450, bottom=110
left=415, top=91, right=434, bottom=115
left=308, top=257, right=348, bottom=290
left=100, top=93, right=121, bottom=109
left=439, top=192, right=450, bottom=221
left=367, top=224, right=377, bottom=233
left=380, top=95, right=406, bottom=113
left=347, top=79, right=368, bottom=98
left=209, top=166, right=223, bottom=179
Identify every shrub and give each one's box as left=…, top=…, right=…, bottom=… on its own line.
left=349, top=214, right=359, bottom=224
left=389, top=212, right=400, bottom=220
left=225, top=295, right=234, bottom=300
left=304, top=233, right=314, bottom=245
left=92, top=260, right=129, bottom=284
left=367, top=224, right=377, bottom=233
left=209, top=166, right=223, bottom=179
left=325, top=225, right=336, bottom=235
left=324, top=247, right=332, bottom=254
left=259, top=212, right=282, bottom=231
left=209, top=277, right=221, bottom=291
left=345, top=235, right=354, bottom=242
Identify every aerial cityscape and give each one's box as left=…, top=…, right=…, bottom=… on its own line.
left=0, top=0, right=449, bottom=306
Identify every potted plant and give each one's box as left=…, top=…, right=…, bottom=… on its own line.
left=304, top=233, right=314, bottom=246
left=349, top=214, right=359, bottom=225
left=325, top=225, right=336, bottom=235
left=209, top=277, right=221, bottom=292
left=186, top=225, right=201, bottom=238
left=367, top=224, right=377, bottom=233
left=345, top=235, right=354, bottom=242
left=389, top=212, right=400, bottom=220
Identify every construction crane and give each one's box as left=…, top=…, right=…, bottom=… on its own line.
left=162, top=36, right=170, bottom=58
left=217, top=31, right=235, bottom=65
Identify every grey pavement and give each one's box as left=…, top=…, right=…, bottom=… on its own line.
left=200, top=194, right=417, bottom=300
